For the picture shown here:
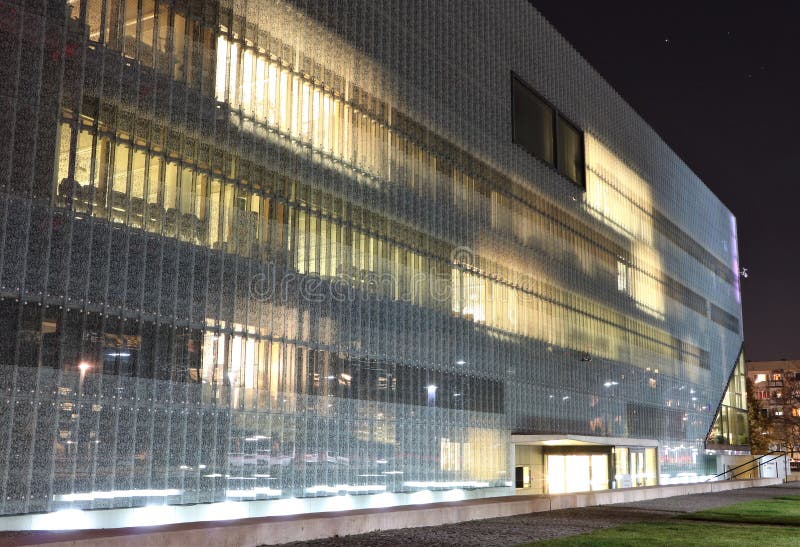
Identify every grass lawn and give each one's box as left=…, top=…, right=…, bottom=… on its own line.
left=524, top=521, right=800, bottom=546
left=521, top=495, right=800, bottom=545
left=679, top=495, right=800, bottom=525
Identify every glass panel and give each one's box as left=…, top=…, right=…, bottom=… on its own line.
left=202, top=26, right=214, bottom=93
left=546, top=455, right=564, bottom=494
left=187, top=17, right=202, bottom=87
left=590, top=454, right=608, bottom=491
left=193, top=173, right=208, bottom=244
left=208, top=177, right=222, bottom=248
left=221, top=182, right=234, bottom=247
left=67, top=0, right=82, bottom=21
left=614, top=447, right=630, bottom=488
left=266, top=63, right=279, bottom=124
left=130, top=149, right=146, bottom=199
left=86, top=0, right=103, bottom=41
left=179, top=167, right=194, bottom=214
left=55, top=123, right=72, bottom=205
left=195, top=173, right=208, bottom=221
left=163, top=163, right=179, bottom=236
left=215, top=35, right=228, bottom=101
left=178, top=167, right=194, bottom=241
left=173, top=12, right=186, bottom=81
left=156, top=3, right=170, bottom=73
left=123, top=0, right=138, bottom=58
left=228, top=41, right=239, bottom=108
left=130, top=148, right=146, bottom=227
left=73, top=130, right=96, bottom=212
left=163, top=163, right=178, bottom=210
left=103, top=0, right=122, bottom=49
left=139, top=0, right=156, bottom=66
left=645, top=448, right=658, bottom=486
left=146, top=155, right=163, bottom=231
left=109, top=143, right=129, bottom=223
left=255, top=55, right=266, bottom=120
left=242, top=48, right=255, bottom=115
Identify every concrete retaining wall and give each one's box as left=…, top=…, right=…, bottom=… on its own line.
left=0, top=478, right=783, bottom=547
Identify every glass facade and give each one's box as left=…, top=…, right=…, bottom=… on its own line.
left=708, top=352, right=749, bottom=447
left=0, top=0, right=743, bottom=518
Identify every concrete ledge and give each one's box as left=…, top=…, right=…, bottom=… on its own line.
left=0, top=478, right=783, bottom=547
left=548, top=477, right=781, bottom=510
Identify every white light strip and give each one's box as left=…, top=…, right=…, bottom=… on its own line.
left=403, top=481, right=490, bottom=489
left=54, top=489, right=182, bottom=502
left=304, top=484, right=387, bottom=495
left=224, top=488, right=282, bottom=498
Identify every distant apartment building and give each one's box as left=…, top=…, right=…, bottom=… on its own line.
left=748, top=360, right=800, bottom=418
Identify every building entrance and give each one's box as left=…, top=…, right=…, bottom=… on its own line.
left=512, top=434, right=659, bottom=494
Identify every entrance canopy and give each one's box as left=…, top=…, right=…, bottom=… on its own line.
left=512, top=434, right=659, bottom=447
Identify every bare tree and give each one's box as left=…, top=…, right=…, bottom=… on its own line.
left=767, top=371, right=800, bottom=457
left=746, top=377, right=770, bottom=454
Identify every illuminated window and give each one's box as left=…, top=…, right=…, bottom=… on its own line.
left=773, top=373, right=783, bottom=381
left=753, top=373, right=767, bottom=384
left=511, top=73, right=585, bottom=188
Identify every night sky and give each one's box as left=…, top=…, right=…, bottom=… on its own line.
left=532, top=1, right=800, bottom=361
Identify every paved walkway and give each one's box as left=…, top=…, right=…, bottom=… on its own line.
left=275, top=483, right=800, bottom=546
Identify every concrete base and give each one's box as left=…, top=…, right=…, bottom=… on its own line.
left=0, top=478, right=783, bottom=547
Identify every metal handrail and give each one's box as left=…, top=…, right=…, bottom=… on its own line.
left=706, top=450, right=786, bottom=482
left=724, top=456, right=783, bottom=481
left=715, top=449, right=784, bottom=476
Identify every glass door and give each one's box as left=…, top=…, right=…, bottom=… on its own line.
left=546, top=453, right=609, bottom=494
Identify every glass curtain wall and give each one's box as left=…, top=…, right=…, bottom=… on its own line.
left=709, top=352, right=749, bottom=446
left=0, top=0, right=743, bottom=516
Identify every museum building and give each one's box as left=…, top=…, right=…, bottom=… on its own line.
left=0, top=0, right=746, bottom=526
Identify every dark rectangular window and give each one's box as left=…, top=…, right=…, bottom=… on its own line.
left=511, top=73, right=585, bottom=189
left=557, top=115, right=585, bottom=186
left=512, top=75, right=554, bottom=164
left=710, top=303, right=741, bottom=334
